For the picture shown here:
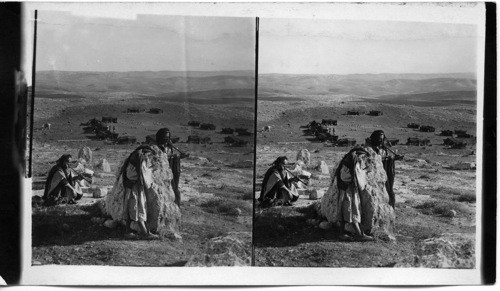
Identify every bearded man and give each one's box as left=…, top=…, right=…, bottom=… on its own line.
left=258, top=156, right=300, bottom=207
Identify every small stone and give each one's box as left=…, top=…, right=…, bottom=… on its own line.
left=235, top=208, right=242, bottom=216
left=276, top=225, right=285, bottom=232
left=62, top=223, right=70, bottom=231
left=319, top=221, right=333, bottom=230
left=378, top=233, right=397, bottom=242
left=93, top=187, right=108, bottom=198
left=32, top=260, right=42, bottom=265
left=449, top=210, right=457, bottom=217
left=309, top=189, right=325, bottom=200
left=316, top=161, right=329, bottom=175
left=103, top=219, right=118, bottom=228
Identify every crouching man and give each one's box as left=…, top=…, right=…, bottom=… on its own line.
left=258, top=156, right=300, bottom=207
left=43, top=154, right=83, bottom=206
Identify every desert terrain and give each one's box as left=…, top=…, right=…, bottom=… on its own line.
left=30, top=71, right=254, bottom=266
left=254, top=73, right=477, bottom=268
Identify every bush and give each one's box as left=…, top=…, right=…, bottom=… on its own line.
left=200, top=198, right=251, bottom=216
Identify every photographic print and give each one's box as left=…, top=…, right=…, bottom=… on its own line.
left=254, top=5, right=482, bottom=268
left=13, top=1, right=489, bottom=286
left=26, top=6, right=255, bottom=267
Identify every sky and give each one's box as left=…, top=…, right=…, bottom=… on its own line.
left=21, top=3, right=483, bottom=78
left=259, top=18, right=480, bottom=75
left=23, top=10, right=255, bottom=73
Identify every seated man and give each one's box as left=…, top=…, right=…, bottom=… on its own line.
left=43, top=154, right=83, bottom=206
left=258, top=156, right=300, bottom=207
left=121, top=145, right=159, bottom=240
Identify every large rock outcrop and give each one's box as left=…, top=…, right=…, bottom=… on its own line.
left=105, top=145, right=181, bottom=238
left=319, top=148, right=395, bottom=236
left=185, top=232, right=251, bottom=266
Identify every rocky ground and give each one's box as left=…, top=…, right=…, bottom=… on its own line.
left=254, top=94, right=477, bottom=268
left=31, top=92, right=253, bottom=266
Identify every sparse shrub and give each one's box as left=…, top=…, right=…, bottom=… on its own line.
left=200, top=198, right=251, bottom=216
left=415, top=200, right=472, bottom=217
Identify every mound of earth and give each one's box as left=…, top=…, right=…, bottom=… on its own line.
left=396, top=233, right=475, bottom=268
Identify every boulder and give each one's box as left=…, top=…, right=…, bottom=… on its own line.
left=319, top=149, right=395, bottom=236
left=315, top=161, right=329, bottom=175
left=185, top=232, right=251, bottom=266
left=105, top=145, right=181, bottom=238
left=296, top=149, right=311, bottom=165
left=78, top=146, right=93, bottom=166
left=95, top=159, right=111, bottom=173
left=93, top=187, right=108, bottom=198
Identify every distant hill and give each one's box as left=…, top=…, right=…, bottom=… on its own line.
left=259, top=73, right=476, bottom=97
left=158, top=88, right=254, bottom=105
left=362, top=90, right=476, bottom=107
left=36, top=70, right=254, bottom=96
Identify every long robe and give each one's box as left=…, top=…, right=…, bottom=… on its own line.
left=259, top=167, right=299, bottom=206
left=122, top=155, right=154, bottom=222
left=43, top=164, right=81, bottom=205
